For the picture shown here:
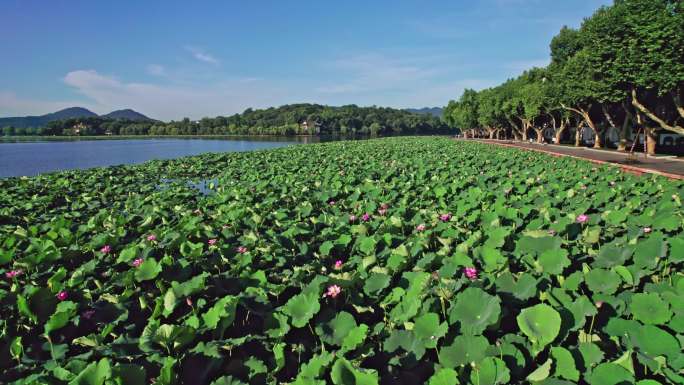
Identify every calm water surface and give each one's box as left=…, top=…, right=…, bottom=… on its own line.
left=0, top=136, right=328, bottom=178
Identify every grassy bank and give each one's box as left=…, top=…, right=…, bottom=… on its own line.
left=1, top=137, right=682, bottom=384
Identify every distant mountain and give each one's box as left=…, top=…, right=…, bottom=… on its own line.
left=405, top=107, right=443, bottom=118
left=101, top=109, right=152, bottom=121
left=0, top=107, right=152, bottom=128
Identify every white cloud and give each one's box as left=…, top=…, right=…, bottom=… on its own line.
left=146, top=64, right=167, bottom=77
left=0, top=91, right=92, bottom=117
left=61, top=69, right=287, bottom=120
left=315, top=53, right=437, bottom=95
left=185, top=46, right=219, bottom=65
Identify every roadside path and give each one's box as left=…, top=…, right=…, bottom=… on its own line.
left=466, top=139, right=684, bottom=180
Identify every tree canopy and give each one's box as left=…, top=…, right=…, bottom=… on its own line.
left=3, top=104, right=451, bottom=137
left=444, top=0, right=684, bottom=154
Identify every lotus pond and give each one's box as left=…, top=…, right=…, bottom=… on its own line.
left=1, top=137, right=683, bottom=385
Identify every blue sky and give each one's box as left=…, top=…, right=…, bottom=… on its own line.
left=0, top=0, right=611, bottom=120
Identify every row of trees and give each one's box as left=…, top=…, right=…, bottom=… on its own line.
left=444, top=0, right=683, bottom=155
left=3, top=104, right=450, bottom=137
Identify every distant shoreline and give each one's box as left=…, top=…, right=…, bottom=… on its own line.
left=0, top=134, right=356, bottom=141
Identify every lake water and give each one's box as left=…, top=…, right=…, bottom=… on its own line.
left=0, top=136, right=328, bottom=178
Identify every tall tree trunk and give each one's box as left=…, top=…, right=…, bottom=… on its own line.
left=617, top=102, right=633, bottom=152
left=534, top=128, right=544, bottom=143
left=554, top=117, right=567, bottom=145
left=594, top=130, right=604, bottom=148
left=561, top=103, right=602, bottom=147
left=601, top=105, right=618, bottom=148
left=519, top=118, right=530, bottom=141
left=575, top=126, right=581, bottom=147
left=645, top=127, right=657, bottom=156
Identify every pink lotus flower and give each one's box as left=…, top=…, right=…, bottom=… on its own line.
left=595, top=301, right=604, bottom=309
left=323, top=285, right=342, bottom=298
left=464, top=267, right=478, bottom=280
left=576, top=214, right=589, bottom=224
left=610, top=181, right=616, bottom=186
left=186, top=297, right=193, bottom=307
left=439, top=213, right=452, bottom=222
left=643, top=227, right=652, bottom=233
left=237, top=246, right=248, bottom=254
left=378, top=208, right=387, bottom=216
left=380, top=203, right=389, bottom=210
left=132, top=258, right=144, bottom=267
left=147, top=234, right=157, bottom=242
left=56, top=291, right=68, bottom=301
left=100, top=245, right=111, bottom=254
left=5, top=270, right=22, bottom=279
left=334, top=260, right=343, bottom=270
left=208, top=239, right=217, bottom=246
left=581, top=185, right=587, bottom=190
left=329, top=200, right=336, bottom=206
left=416, top=224, right=426, bottom=232
left=349, top=214, right=357, bottom=222
left=361, top=213, right=371, bottom=222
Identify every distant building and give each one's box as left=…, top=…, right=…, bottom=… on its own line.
left=299, top=119, right=321, bottom=134
left=67, top=122, right=89, bottom=136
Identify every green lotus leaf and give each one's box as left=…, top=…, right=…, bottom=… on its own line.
left=593, top=245, right=633, bottom=268
left=210, top=376, right=247, bottom=385
left=330, top=358, right=379, bottom=385
left=363, top=273, right=391, bottom=296
left=495, top=272, right=538, bottom=300
left=341, top=324, right=369, bottom=353
left=670, top=236, right=684, bottom=263
left=358, top=237, right=377, bottom=255
left=584, top=269, right=621, bottom=295
left=526, top=358, right=551, bottom=382
left=439, top=335, right=490, bottom=368
left=316, top=311, right=357, bottom=346
left=603, top=318, right=640, bottom=338
left=630, top=293, right=672, bottom=325
left=578, top=342, right=605, bottom=368
left=428, top=369, right=460, bottom=385
left=586, top=363, right=634, bottom=385
left=473, top=357, right=510, bottom=385
left=282, top=292, right=321, bottom=328
left=319, top=241, right=334, bottom=256
left=551, top=347, right=579, bottom=381
left=449, top=287, right=501, bottom=335
left=384, top=330, right=425, bottom=359
left=264, top=312, right=291, bottom=338
left=202, top=295, right=238, bottom=329
left=294, top=352, right=335, bottom=384
left=516, top=234, right=561, bottom=255
left=413, top=312, right=447, bottom=348
left=480, top=246, right=507, bottom=272
left=516, top=303, right=561, bottom=348
left=134, top=258, right=162, bottom=282
left=111, top=364, right=146, bottom=385
left=45, top=300, right=77, bottom=335
left=538, top=249, right=570, bottom=275
left=634, top=234, right=667, bottom=269
left=68, top=358, right=112, bottom=385
left=632, top=324, right=680, bottom=361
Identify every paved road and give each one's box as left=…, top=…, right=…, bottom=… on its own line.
left=470, top=139, right=684, bottom=179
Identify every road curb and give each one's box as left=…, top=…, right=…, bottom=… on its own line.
left=468, top=139, right=684, bottom=181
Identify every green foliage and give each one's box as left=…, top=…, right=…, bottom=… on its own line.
left=0, top=137, right=682, bottom=384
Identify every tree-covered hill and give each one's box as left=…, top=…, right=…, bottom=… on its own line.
left=7, top=104, right=451, bottom=136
